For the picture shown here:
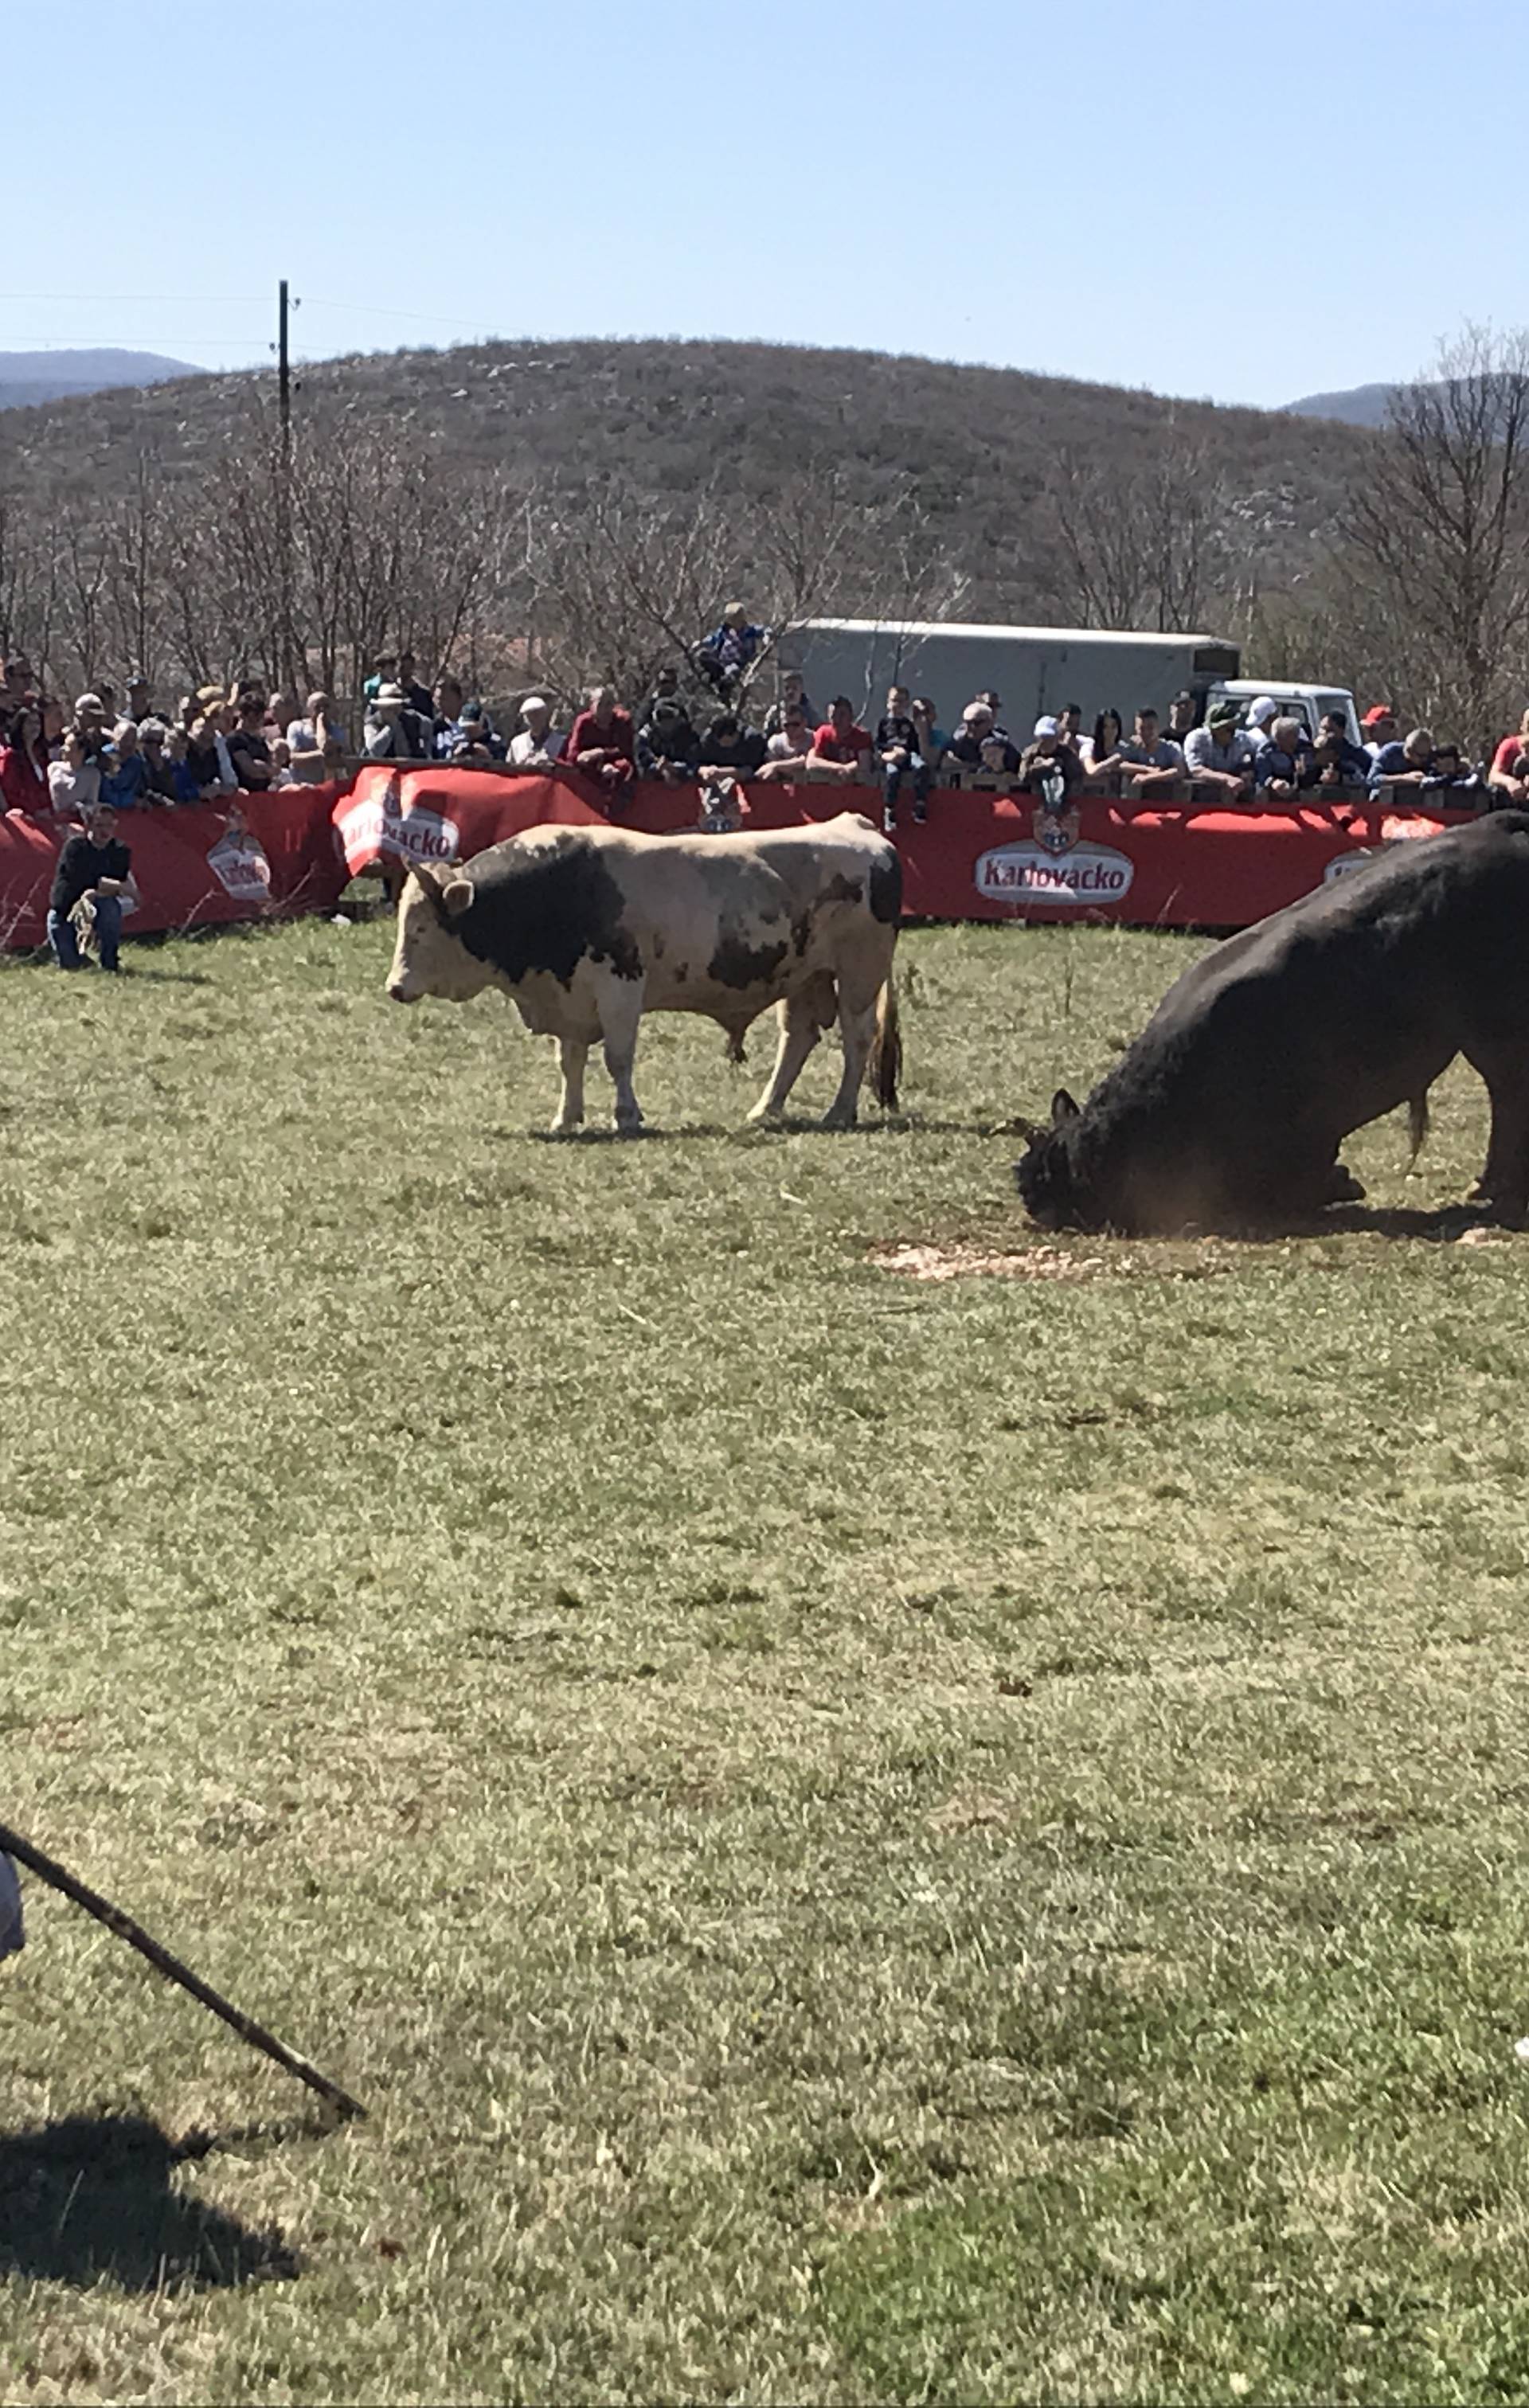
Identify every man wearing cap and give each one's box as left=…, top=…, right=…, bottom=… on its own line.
left=1017, top=717, right=1085, bottom=811
left=1243, top=695, right=1281, bottom=749
left=1183, top=702, right=1257, bottom=802
left=47, top=799, right=139, bottom=972
left=72, top=693, right=110, bottom=760
left=509, top=696, right=569, bottom=769
left=364, top=682, right=432, bottom=762
left=1361, top=704, right=1398, bottom=763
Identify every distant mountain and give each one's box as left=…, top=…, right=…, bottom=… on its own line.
left=0, top=348, right=202, bottom=411
left=1284, top=383, right=1398, bottom=429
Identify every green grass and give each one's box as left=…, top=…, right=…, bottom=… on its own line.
left=6, top=913, right=1529, bottom=2404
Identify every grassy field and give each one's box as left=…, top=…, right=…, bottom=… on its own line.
left=6, top=909, right=1529, bottom=2405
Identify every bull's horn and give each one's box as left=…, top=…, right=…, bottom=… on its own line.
left=410, top=860, right=440, bottom=898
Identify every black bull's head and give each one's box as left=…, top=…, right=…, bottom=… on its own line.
left=1012, top=1088, right=1091, bottom=1229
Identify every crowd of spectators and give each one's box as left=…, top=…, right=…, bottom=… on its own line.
left=1, top=612, right=1518, bottom=857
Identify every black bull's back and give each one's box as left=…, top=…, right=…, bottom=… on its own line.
left=1015, top=815, right=1529, bottom=1233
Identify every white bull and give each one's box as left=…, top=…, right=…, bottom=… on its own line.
left=385, top=813, right=902, bottom=1132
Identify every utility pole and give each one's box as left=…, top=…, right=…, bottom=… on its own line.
left=276, top=279, right=295, bottom=698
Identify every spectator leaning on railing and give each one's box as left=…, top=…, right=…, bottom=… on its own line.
left=1182, top=701, right=1257, bottom=802
left=806, top=698, right=875, bottom=785
left=508, top=696, right=567, bottom=768
left=1114, top=707, right=1184, bottom=800
left=756, top=702, right=813, bottom=780
left=1016, top=717, right=1085, bottom=819
left=566, top=686, right=636, bottom=802
left=637, top=699, right=701, bottom=784
left=1253, top=717, right=1314, bottom=800
left=1487, top=708, right=1529, bottom=805
left=1368, top=726, right=1441, bottom=793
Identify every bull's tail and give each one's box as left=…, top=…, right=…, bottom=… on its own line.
left=1407, top=1090, right=1430, bottom=1168
left=870, top=973, right=901, bottom=1112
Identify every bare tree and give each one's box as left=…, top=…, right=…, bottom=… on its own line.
left=1037, top=435, right=1231, bottom=632
left=1341, top=324, right=1529, bottom=746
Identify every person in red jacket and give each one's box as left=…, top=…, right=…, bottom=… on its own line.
left=0, top=704, right=50, bottom=813
left=566, top=686, right=635, bottom=804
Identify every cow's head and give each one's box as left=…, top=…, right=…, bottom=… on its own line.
left=386, top=862, right=492, bottom=1003
left=1012, top=1089, right=1092, bottom=1229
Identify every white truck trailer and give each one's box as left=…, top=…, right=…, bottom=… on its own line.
left=784, top=619, right=1360, bottom=746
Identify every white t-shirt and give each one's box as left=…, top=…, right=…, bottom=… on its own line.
left=765, top=727, right=811, bottom=761
left=509, top=728, right=567, bottom=767
left=48, top=758, right=101, bottom=811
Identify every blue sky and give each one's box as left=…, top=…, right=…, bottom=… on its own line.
left=8, top=0, right=1515, bottom=412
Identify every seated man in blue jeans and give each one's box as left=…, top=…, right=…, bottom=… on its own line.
left=48, top=799, right=137, bottom=971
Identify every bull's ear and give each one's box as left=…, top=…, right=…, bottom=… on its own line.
left=441, top=877, right=474, bottom=918
left=1051, top=1089, right=1080, bottom=1125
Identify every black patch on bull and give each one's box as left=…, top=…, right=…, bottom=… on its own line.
left=451, top=838, right=643, bottom=987
left=869, top=851, right=902, bottom=924
left=708, top=927, right=789, bottom=989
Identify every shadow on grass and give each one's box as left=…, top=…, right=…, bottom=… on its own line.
left=1320, top=1199, right=1514, bottom=1242
left=0, top=2113, right=302, bottom=2290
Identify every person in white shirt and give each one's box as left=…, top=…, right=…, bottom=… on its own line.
left=508, top=696, right=568, bottom=768
left=47, top=729, right=102, bottom=816
left=756, top=705, right=814, bottom=780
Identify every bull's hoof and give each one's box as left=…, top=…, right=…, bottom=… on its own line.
left=548, top=1116, right=584, bottom=1136
left=614, top=1112, right=645, bottom=1138
left=819, top=1107, right=858, bottom=1132
left=745, top=1101, right=783, bottom=1125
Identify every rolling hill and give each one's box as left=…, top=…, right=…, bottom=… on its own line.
left=0, top=338, right=1381, bottom=625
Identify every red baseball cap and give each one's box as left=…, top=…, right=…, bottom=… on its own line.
left=1361, top=704, right=1396, bottom=727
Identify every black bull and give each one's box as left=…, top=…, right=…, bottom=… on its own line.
left=1014, top=814, right=1529, bottom=1235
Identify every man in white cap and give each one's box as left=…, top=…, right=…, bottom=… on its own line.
left=1244, top=695, right=1281, bottom=752
left=364, top=682, right=431, bottom=761
left=1018, top=716, right=1085, bottom=813
left=508, top=696, right=569, bottom=769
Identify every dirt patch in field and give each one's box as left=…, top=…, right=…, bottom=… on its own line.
left=867, top=1240, right=1234, bottom=1284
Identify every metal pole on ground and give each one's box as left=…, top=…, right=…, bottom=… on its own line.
left=0, top=1817, right=366, bottom=2122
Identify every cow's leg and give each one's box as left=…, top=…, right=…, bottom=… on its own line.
left=597, top=985, right=646, bottom=1132
left=549, top=1036, right=589, bottom=1135
left=820, top=986, right=880, bottom=1129
left=747, top=981, right=831, bottom=1123
left=1464, top=1041, right=1529, bottom=1215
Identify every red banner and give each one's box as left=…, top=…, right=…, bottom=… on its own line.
left=0, top=786, right=351, bottom=950
left=329, top=768, right=1472, bottom=929
left=0, top=768, right=1478, bottom=952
